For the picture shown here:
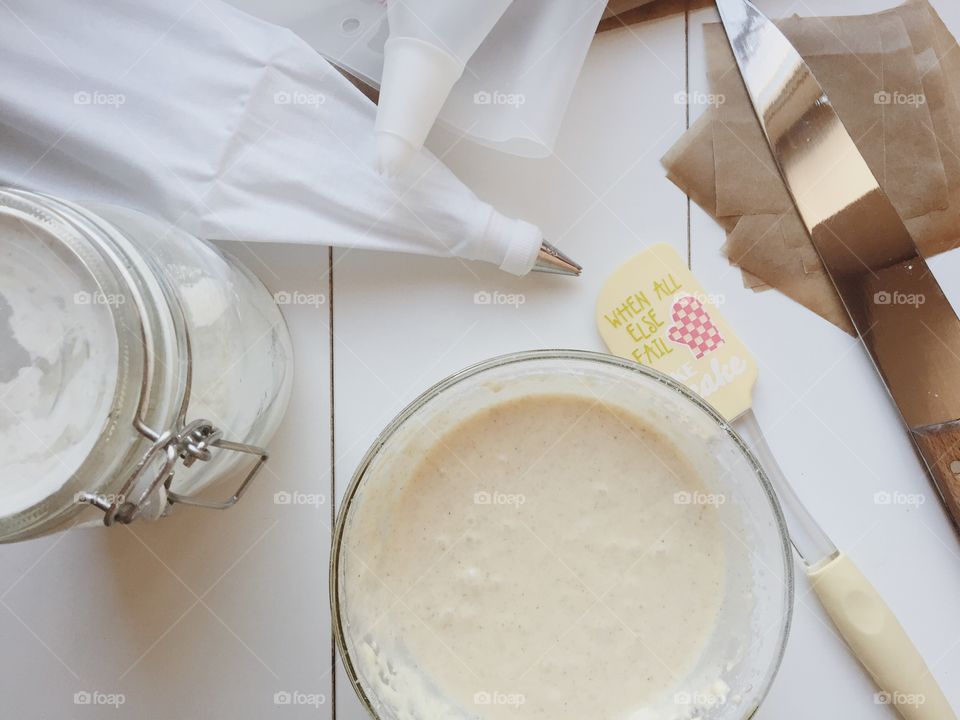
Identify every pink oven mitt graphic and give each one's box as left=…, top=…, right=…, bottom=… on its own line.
left=667, top=295, right=724, bottom=359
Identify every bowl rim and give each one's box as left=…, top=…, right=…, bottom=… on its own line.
left=329, top=349, right=795, bottom=719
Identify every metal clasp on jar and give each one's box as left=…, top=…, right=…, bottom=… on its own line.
left=76, top=418, right=268, bottom=526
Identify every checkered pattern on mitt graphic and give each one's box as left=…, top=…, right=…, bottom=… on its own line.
left=667, top=295, right=724, bottom=359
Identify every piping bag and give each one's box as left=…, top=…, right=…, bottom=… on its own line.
left=229, top=0, right=607, bottom=165
left=0, top=0, right=580, bottom=277
left=371, top=0, right=606, bottom=173
left=597, top=245, right=954, bottom=720
left=374, top=0, right=514, bottom=175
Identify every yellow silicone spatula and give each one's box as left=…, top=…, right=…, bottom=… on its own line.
left=597, top=244, right=954, bottom=720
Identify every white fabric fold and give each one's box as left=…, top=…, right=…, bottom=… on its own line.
left=0, top=0, right=542, bottom=274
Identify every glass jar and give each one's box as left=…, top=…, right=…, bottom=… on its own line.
left=0, top=188, right=293, bottom=542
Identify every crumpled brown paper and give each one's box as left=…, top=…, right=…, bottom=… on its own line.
left=663, top=0, right=960, bottom=333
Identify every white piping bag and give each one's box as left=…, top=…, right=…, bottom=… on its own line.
left=0, top=0, right=580, bottom=277
left=375, top=0, right=514, bottom=175
left=232, top=0, right=606, bottom=160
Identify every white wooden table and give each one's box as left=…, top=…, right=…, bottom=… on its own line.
left=4, top=1, right=960, bottom=718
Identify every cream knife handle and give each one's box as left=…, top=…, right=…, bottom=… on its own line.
left=808, top=553, right=955, bottom=720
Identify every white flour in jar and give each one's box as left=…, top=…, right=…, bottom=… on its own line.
left=341, top=393, right=728, bottom=719
left=0, top=192, right=293, bottom=540
left=0, top=216, right=119, bottom=515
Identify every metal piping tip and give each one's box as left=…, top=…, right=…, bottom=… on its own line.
left=532, top=240, right=582, bottom=277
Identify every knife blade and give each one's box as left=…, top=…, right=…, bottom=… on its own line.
left=715, top=0, right=960, bottom=526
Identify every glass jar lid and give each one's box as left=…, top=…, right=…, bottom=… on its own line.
left=0, top=189, right=159, bottom=537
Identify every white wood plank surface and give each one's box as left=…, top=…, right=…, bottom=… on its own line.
left=3, top=2, right=960, bottom=718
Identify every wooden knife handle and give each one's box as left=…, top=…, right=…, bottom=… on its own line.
left=910, top=421, right=960, bottom=525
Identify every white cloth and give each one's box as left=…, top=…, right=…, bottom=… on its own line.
left=0, top=0, right=542, bottom=274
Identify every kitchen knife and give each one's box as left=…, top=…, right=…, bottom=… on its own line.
left=714, top=0, right=960, bottom=526
left=715, top=1, right=957, bottom=718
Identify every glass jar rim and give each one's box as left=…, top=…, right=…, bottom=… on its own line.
left=0, top=188, right=187, bottom=539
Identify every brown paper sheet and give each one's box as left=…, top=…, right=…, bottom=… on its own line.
left=709, top=12, right=948, bottom=220
left=903, top=0, right=960, bottom=256
left=662, top=0, right=960, bottom=334
left=706, top=24, right=794, bottom=218
left=740, top=270, right=770, bottom=292
left=662, top=111, right=739, bottom=232
left=724, top=215, right=856, bottom=333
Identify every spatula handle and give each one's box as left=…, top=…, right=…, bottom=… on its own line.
left=809, top=553, right=955, bottom=720
left=910, top=423, right=960, bottom=526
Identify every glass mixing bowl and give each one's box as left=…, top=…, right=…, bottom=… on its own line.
left=331, top=350, right=793, bottom=719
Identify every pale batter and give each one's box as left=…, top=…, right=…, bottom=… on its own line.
left=341, top=393, right=728, bottom=719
